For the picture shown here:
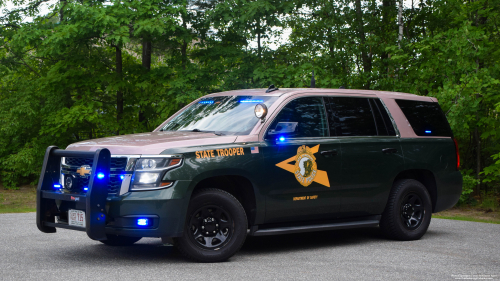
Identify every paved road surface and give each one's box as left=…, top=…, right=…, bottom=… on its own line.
left=0, top=213, right=498, bottom=280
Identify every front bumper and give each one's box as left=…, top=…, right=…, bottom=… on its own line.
left=104, top=180, right=191, bottom=237
left=37, top=147, right=191, bottom=240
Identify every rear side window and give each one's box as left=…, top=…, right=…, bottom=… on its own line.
left=324, top=97, right=378, bottom=136
left=395, top=99, right=453, bottom=137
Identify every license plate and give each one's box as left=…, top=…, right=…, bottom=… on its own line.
left=68, top=209, right=86, bottom=228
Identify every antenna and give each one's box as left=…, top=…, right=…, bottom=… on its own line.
left=265, top=85, right=279, bottom=93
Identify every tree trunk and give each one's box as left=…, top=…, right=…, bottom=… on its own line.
left=139, top=40, right=152, bottom=126
left=381, top=0, right=393, bottom=75
left=474, top=126, right=481, bottom=193
left=257, top=19, right=261, bottom=59
left=181, top=13, right=188, bottom=70
left=116, top=46, right=123, bottom=134
left=398, top=0, right=403, bottom=48
left=354, top=0, right=371, bottom=88
left=327, top=28, right=335, bottom=77
left=142, top=40, right=152, bottom=70
left=59, top=0, right=66, bottom=22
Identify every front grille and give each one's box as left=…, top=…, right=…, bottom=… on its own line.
left=61, top=157, right=128, bottom=194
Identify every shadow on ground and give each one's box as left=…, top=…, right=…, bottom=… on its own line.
left=44, top=225, right=454, bottom=264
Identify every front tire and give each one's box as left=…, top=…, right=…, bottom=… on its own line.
left=380, top=179, right=432, bottom=241
left=174, top=188, right=247, bottom=262
left=99, top=235, right=142, bottom=246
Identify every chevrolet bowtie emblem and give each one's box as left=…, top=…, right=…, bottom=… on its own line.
left=76, top=165, right=92, bottom=177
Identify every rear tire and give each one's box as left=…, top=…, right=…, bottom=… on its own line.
left=380, top=179, right=432, bottom=240
left=174, top=188, right=247, bottom=262
left=99, top=235, right=142, bottom=246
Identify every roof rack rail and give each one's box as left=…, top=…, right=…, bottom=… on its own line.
left=265, top=85, right=279, bottom=93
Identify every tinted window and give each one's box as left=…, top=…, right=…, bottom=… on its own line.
left=325, top=97, right=377, bottom=136
left=396, top=99, right=452, bottom=137
left=371, top=99, right=396, bottom=136
left=266, top=97, right=328, bottom=138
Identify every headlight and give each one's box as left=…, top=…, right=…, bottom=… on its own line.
left=135, top=158, right=181, bottom=170
left=129, top=156, right=182, bottom=191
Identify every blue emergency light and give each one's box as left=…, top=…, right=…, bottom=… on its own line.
left=137, top=218, right=149, bottom=226
left=240, top=99, right=264, bottom=103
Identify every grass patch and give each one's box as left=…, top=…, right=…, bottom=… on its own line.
left=433, top=215, right=500, bottom=224
left=0, top=185, right=36, bottom=214
left=433, top=206, right=500, bottom=224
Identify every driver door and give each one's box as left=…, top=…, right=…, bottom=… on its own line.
left=261, top=96, right=342, bottom=224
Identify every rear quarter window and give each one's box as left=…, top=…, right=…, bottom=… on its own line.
left=395, top=99, right=453, bottom=137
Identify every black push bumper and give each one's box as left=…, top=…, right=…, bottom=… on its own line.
left=36, top=146, right=111, bottom=240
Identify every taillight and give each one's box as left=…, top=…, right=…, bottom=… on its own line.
left=453, top=138, right=460, bottom=170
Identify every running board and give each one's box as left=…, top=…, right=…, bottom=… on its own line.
left=250, top=219, right=380, bottom=236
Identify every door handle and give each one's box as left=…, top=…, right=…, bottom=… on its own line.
left=320, top=150, right=338, bottom=157
left=382, top=148, right=398, bottom=154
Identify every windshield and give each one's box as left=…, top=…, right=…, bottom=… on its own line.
left=160, top=96, right=278, bottom=135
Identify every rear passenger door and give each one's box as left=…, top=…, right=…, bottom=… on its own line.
left=324, top=97, right=404, bottom=218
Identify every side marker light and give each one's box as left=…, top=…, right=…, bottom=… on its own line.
left=425, top=130, right=432, bottom=134
left=54, top=184, right=61, bottom=189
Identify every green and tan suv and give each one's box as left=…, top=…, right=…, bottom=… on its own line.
left=36, top=87, right=462, bottom=262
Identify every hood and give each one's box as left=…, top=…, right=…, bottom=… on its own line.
left=66, top=131, right=238, bottom=155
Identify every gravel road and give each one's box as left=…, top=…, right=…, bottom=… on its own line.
left=0, top=213, right=498, bottom=280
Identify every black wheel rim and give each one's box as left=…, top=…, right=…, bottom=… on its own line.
left=400, top=193, right=425, bottom=230
left=188, top=205, right=233, bottom=249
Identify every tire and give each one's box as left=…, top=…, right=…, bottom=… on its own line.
left=174, top=188, right=248, bottom=262
left=99, top=235, right=142, bottom=246
left=380, top=179, right=432, bottom=241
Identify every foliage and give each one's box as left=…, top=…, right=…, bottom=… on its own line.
left=459, top=171, right=479, bottom=204
left=0, top=0, right=499, bottom=198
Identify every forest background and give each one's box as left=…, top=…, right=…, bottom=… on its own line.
left=0, top=0, right=499, bottom=208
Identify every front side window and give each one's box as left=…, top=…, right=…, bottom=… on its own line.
left=161, top=96, right=278, bottom=135
left=266, top=97, right=328, bottom=139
